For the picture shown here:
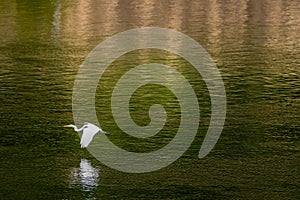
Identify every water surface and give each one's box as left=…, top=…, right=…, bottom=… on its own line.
left=1, top=0, right=299, bottom=199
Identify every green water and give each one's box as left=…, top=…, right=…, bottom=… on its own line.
left=1, top=0, right=299, bottom=199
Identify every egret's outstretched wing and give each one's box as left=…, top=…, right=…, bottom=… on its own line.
left=80, top=123, right=100, bottom=148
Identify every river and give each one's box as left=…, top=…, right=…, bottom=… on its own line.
left=1, top=0, right=299, bottom=199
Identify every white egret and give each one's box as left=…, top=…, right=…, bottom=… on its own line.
left=64, top=122, right=110, bottom=148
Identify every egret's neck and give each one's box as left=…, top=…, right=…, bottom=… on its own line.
left=72, top=125, right=86, bottom=132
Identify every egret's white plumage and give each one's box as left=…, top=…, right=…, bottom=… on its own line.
left=64, top=122, right=110, bottom=148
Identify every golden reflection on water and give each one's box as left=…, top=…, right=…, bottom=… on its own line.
left=56, top=0, right=299, bottom=63
left=1, top=0, right=297, bottom=63
left=63, top=0, right=93, bottom=42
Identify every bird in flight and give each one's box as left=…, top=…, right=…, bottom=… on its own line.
left=64, top=122, right=110, bottom=148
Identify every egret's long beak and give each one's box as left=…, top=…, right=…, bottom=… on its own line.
left=64, top=125, right=71, bottom=127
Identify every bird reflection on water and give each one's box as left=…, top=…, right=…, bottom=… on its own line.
left=69, top=159, right=99, bottom=192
